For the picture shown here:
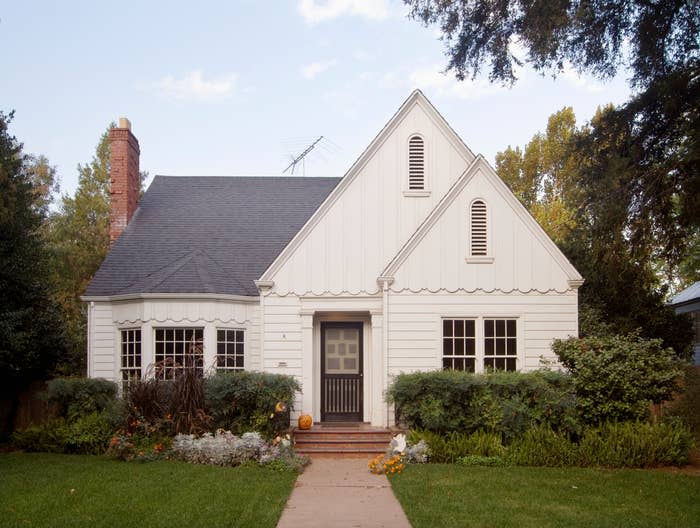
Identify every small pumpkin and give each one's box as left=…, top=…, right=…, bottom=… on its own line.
left=298, top=413, right=313, bottom=430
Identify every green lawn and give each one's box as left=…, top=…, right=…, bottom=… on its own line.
left=0, top=453, right=296, bottom=528
left=391, top=464, right=700, bottom=528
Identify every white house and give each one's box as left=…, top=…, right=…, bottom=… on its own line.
left=83, top=90, right=583, bottom=426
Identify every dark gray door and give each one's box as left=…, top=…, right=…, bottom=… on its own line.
left=321, top=322, right=363, bottom=422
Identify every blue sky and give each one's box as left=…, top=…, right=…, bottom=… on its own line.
left=1, top=1, right=633, bottom=198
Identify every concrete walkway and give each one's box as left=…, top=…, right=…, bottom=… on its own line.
left=276, top=458, right=412, bottom=528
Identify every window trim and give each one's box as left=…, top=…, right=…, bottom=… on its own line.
left=406, top=133, right=428, bottom=194
left=216, top=327, right=246, bottom=372
left=466, top=198, right=493, bottom=263
left=119, top=327, right=142, bottom=391
left=440, top=315, right=520, bottom=373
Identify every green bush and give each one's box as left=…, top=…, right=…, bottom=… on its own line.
left=12, top=412, right=115, bottom=455
left=457, top=455, right=509, bottom=467
left=388, top=369, right=579, bottom=439
left=507, top=425, right=578, bottom=467
left=577, top=420, right=693, bottom=468
left=408, top=429, right=505, bottom=463
left=204, top=371, right=300, bottom=438
left=665, top=365, right=700, bottom=441
left=45, top=377, right=118, bottom=419
left=552, top=333, right=683, bottom=424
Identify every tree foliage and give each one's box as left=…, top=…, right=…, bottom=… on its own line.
left=404, top=0, right=699, bottom=88
left=0, top=111, right=68, bottom=426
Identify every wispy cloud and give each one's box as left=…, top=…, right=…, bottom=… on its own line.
left=298, top=0, right=389, bottom=24
left=408, top=65, right=508, bottom=99
left=561, top=63, right=605, bottom=93
left=147, top=71, right=237, bottom=101
left=301, top=59, right=338, bottom=79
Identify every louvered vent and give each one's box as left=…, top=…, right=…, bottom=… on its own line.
left=470, top=200, right=487, bottom=256
left=408, top=135, right=425, bottom=190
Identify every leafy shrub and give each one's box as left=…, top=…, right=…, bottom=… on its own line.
left=552, top=333, right=683, bottom=424
left=665, top=365, right=700, bottom=441
left=577, top=420, right=693, bottom=468
left=388, top=369, right=579, bottom=439
left=44, top=378, right=118, bottom=419
left=507, top=425, right=578, bottom=467
left=204, top=371, right=300, bottom=438
left=12, top=412, right=115, bottom=455
left=408, top=429, right=505, bottom=463
left=457, top=455, right=509, bottom=467
left=171, top=430, right=306, bottom=471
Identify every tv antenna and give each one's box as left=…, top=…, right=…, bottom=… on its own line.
left=283, top=136, right=324, bottom=175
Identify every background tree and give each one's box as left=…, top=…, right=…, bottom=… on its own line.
left=496, top=107, right=578, bottom=244
left=0, top=111, right=68, bottom=437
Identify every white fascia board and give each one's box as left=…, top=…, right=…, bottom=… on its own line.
left=80, top=292, right=260, bottom=303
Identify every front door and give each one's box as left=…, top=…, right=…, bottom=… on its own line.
left=321, top=322, right=363, bottom=422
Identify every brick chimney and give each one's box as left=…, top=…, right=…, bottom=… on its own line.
left=109, top=117, right=140, bottom=245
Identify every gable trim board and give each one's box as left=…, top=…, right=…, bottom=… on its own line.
left=380, top=155, right=583, bottom=293
left=258, top=89, right=475, bottom=287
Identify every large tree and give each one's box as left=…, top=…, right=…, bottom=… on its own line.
left=0, top=111, right=68, bottom=436
left=496, top=105, right=694, bottom=354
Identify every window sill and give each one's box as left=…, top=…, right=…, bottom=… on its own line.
left=403, top=190, right=431, bottom=197
left=465, top=256, right=494, bottom=264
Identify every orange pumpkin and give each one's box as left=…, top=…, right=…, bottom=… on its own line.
left=298, top=413, right=313, bottom=430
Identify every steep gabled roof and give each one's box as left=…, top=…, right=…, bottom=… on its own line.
left=380, top=155, right=584, bottom=285
left=84, top=176, right=339, bottom=298
left=258, top=89, right=476, bottom=283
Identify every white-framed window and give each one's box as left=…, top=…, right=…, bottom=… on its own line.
left=408, top=134, right=425, bottom=190
left=469, top=199, right=488, bottom=257
left=442, top=317, right=518, bottom=373
left=154, top=327, right=204, bottom=379
left=484, top=318, right=517, bottom=371
left=120, top=328, right=141, bottom=391
left=442, top=319, right=476, bottom=372
left=216, top=329, right=245, bottom=371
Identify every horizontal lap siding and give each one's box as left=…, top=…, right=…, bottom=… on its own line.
left=387, top=291, right=577, bottom=376
left=263, top=296, right=303, bottom=379
left=91, top=303, right=115, bottom=379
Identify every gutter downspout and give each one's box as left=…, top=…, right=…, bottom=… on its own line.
left=378, top=276, right=393, bottom=427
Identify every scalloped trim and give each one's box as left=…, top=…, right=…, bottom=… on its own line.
left=114, top=316, right=253, bottom=325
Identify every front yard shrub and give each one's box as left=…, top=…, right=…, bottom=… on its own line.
left=577, top=420, right=694, bottom=468
left=552, top=333, right=683, bottom=424
left=665, top=365, right=700, bottom=441
left=12, top=412, right=114, bottom=455
left=388, top=369, right=578, bottom=438
left=204, top=371, right=300, bottom=438
left=45, top=377, right=118, bottom=419
left=507, top=425, right=578, bottom=467
left=408, top=429, right=505, bottom=463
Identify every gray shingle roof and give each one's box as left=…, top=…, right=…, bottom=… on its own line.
left=85, top=176, right=340, bottom=297
left=671, top=281, right=700, bottom=306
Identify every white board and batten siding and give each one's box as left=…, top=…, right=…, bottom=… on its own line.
left=268, top=97, right=474, bottom=296
left=87, top=298, right=261, bottom=381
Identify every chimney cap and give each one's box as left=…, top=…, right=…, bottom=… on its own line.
left=118, top=117, right=131, bottom=130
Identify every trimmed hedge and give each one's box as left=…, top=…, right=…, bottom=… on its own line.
left=11, top=412, right=114, bottom=455
left=204, top=371, right=300, bottom=438
left=388, top=369, right=579, bottom=440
